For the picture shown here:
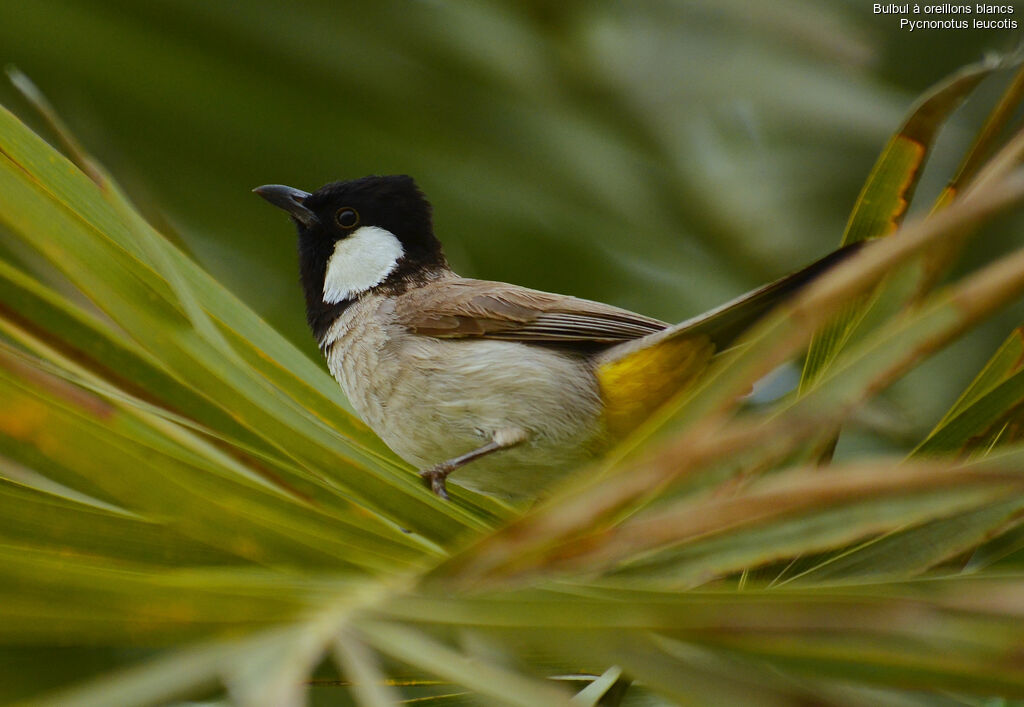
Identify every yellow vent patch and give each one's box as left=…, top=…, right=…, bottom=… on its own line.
left=596, top=334, right=715, bottom=439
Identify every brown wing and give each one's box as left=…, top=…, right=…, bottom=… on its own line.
left=393, top=278, right=668, bottom=344
left=396, top=243, right=862, bottom=348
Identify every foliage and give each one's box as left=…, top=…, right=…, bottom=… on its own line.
left=1, top=4, right=1024, bottom=706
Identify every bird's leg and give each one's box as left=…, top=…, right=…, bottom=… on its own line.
left=420, top=428, right=527, bottom=500
left=419, top=444, right=500, bottom=500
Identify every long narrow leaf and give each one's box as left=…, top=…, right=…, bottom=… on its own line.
left=913, top=327, right=1024, bottom=456
left=435, top=176, right=1024, bottom=587
left=799, top=59, right=1001, bottom=390
left=0, top=103, right=500, bottom=540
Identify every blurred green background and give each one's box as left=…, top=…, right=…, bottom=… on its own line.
left=0, top=0, right=1021, bottom=453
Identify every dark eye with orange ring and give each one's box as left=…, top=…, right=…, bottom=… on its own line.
left=335, top=208, right=359, bottom=229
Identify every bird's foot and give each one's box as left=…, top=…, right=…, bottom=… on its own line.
left=419, top=462, right=455, bottom=500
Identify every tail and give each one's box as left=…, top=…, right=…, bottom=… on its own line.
left=595, top=243, right=863, bottom=436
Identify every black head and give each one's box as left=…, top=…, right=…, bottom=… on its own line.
left=254, top=175, right=448, bottom=342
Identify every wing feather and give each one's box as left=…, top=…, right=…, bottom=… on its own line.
left=394, top=278, right=667, bottom=345
left=394, top=243, right=862, bottom=349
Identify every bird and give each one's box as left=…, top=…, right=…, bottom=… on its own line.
left=254, top=175, right=854, bottom=501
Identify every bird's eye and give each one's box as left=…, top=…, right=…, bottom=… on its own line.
left=335, top=208, right=359, bottom=229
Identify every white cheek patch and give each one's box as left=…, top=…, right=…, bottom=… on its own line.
left=323, top=226, right=405, bottom=304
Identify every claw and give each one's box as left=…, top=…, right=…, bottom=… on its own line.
left=416, top=434, right=524, bottom=501
left=432, top=474, right=450, bottom=500
left=420, top=464, right=453, bottom=500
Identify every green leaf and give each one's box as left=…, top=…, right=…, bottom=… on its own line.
left=482, top=456, right=1024, bottom=585
left=434, top=180, right=1024, bottom=588
left=0, top=102, right=504, bottom=541
left=4, top=35, right=1024, bottom=707
left=920, top=64, right=1024, bottom=293
left=0, top=476, right=242, bottom=567
left=0, top=350, right=430, bottom=573
left=333, top=630, right=404, bottom=707
left=783, top=499, right=1024, bottom=584
left=799, top=59, right=1002, bottom=391
left=379, top=578, right=1024, bottom=696
left=913, top=327, right=1024, bottom=456
left=358, top=621, right=575, bottom=707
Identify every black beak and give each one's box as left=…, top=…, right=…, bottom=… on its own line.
left=252, top=184, right=319, bottom=227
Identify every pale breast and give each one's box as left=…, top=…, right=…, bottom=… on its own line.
left=321, top=297, right=400, bottom=432
left=320, top=294, right=609, bottom=499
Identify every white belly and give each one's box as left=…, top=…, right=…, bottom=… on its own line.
left=323, top=303, right=607, bottom=499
